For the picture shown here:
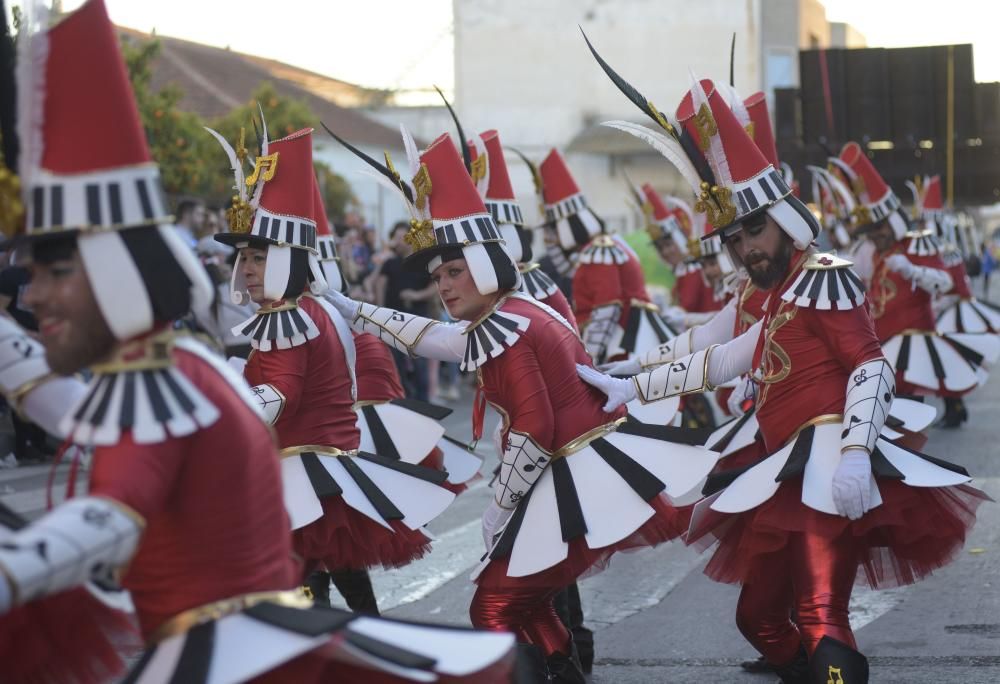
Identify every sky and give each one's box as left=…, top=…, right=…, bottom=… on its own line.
left=35, top=0, right=1000, bottom=94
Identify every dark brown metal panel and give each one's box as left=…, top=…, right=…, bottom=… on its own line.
left=888, top=47, right=936, bottom=144
left=798, top=49, right=849, bottom=145
left=845, top=48, right=892, bottom=142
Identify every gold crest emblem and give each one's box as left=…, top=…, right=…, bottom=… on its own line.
left=412, top=164, right=433, bottom=212
left=694, top=182, right=737, bottom=228
left=694, top=103, right=718, bottom=152
left=403, top=218, right=437, bottom=252
left=245, top=152, right=279, bottom=187
left=471, top=154, right=488, bottom=185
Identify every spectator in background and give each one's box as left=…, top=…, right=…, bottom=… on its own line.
left=0, top=254, right=51, bottom=467
left=373, top=222, right=436, bottom=401
left=173, top=198, right=206, bottom=249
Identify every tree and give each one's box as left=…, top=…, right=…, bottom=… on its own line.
left=120, top=37, right=220, bottom=199
left=314, top=161, right=355, bottom=221
left=121, top=37, right=356, bottom=216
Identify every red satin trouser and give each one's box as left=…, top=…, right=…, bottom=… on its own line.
left=735, top=529, right=858, bottom=665
left=470, top=585, right=570, bottom=657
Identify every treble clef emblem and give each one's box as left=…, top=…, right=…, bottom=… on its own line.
left=853, top=368, right=868, bottom=386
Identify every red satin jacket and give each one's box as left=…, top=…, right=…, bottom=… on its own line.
left=478, top=296, right=625, bottom=451
left=673, top=262, right=715, bottom=313
left=752, top=253, right=884, bottom=451
left=90, top=347, right=297, bottom=639
left=244, top=296, right=360, bottom=450
left=868, top=241, right=947, bottom=342
left=354, top=331, right=405, bottom=402
left=573, top=243, right=651, bottom=329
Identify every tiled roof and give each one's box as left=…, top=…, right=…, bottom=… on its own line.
left=118, top=26, right=406, bottom=148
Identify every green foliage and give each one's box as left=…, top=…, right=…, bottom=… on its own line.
left=121, top=38, right=219, bottom=199
left=622, top=230, right=676, bottom=290
left=120, top=36, right=355, bottom=213
left=314, top=161, right=355, bottom=221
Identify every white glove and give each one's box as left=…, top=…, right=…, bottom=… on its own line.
left=598, top=356, right=641, bottom=376
left=324, top=288, right=361, bottom=321
left=726, top=376, right=756, bottom=416
left=884, top=254, right=915, bottom=279
left=663, top=306, right=687, bottom=329
left=831, top=448, right=874, bottom=520
left=481, top=500, right=513, bottom=550
left=577, top=364, right=637, bottom=412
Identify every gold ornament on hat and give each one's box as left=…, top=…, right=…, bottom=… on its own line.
left=404, top=219, right=436, bottom=252
left=641, top=200, right=660, bottom=241
left=693, top=103, right=718, bottom=152
left=245, top=152, right=279, bottom=187
left=0, top=162, right=23, bottom=239
left=695, top=182, right=737, bottom=228
left=412, top=163, right=432, bottom=212
left=470, top=154, right=487, bottom=185
left=850, top=174, right=866, bottom=199
left=850, top=204, right=871, bottom=228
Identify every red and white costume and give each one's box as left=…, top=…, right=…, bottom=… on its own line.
left=209, top=127, right=456, bottom=573
left=0, top=4, right=515, bottom=682
left=836, top=144, right=999, bottom=399
left=536, top=150, right=676, bottom=363
left=916, top=176, right=1000, bottom=334
left=353, top=332, right=481, bottom=495
left=581, top=59, right=985, bottom=679
left=324, top=131, right=719, bottom=666
left=467, top=130, right=577, bottom=329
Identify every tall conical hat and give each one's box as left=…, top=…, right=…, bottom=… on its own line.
left=837, top=141, right=908, bottom=239
left=580, top=32, right=818, bottom=251
left=324, top=122, right=518, bottom=296
left=539, top=149, right=604, bottom=250
left=15, top=0, right=211, bottom=340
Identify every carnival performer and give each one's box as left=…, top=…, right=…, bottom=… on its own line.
left=435, top=91, right=579, bottom=329
left=323, top=126, right=719, bottom=683
left=577, top=50, right=987, bottom=682
left=538, top=149, right=675, bottom=364
left=835, top=144, right=999, bottom=429
left=0, top=3, right=516, bottom=682
left=207, top=123, right=458, bottom=612
left=918, top=175, right=1000, bottom=336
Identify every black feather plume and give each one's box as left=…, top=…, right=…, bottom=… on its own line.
left=729, top=33, right=736, bottom=88
left=320, top=121, right=414, bottom=204
left=506, top=146, right=542, bottom=196
left=580, top=27, right=672, bottom=135
left=435, top=85, right=472, bottom=175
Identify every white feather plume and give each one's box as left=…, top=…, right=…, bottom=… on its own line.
left=904, top=179, right=922, bottom=214
left=15, top=0, right=49, bottom=200
left=600, top=120, right=702, bottom=194
left=257, top=103, right=270, bottom=157
left=716, top=82, right=750, bottom=127
left=204, top=127, right=247, bottom=202
left=400, top=124, right=421, bottom=177
left=688, top=71, right=732, bottom=188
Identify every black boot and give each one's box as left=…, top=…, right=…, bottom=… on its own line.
left=808, top=636, right=868, bottom=684
left=330, top=568, right=380, bottom=615
left=554, top=583, right=594, bottom=674
left=304, top=570, right=331, bottom=608
left=942, top=397, right=968, bottom=428
left=546, top=642, right=586, bottom=684
left=740, top=654, right=775, bottom=672
left=772, top=645, right=809, bottom=684
left=513, top=643, right=548, bottom=684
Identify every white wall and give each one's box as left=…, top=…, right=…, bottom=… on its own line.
left=452, top=0, right=763, bottom=223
